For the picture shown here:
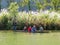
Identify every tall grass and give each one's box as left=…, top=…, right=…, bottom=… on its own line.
left=0, top=10, right=60, bottom=30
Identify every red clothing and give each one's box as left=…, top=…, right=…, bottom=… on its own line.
left=28, top=27, right=32, bottom=32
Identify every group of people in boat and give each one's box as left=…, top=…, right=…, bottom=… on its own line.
left=13, top=22, right=44, bottom=32
left=23, top=25, right=44, bottom=33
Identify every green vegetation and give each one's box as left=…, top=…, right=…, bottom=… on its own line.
left=0, top=0, right=60, bottom=11
left=8, top=2, right=19, bottom=26
left=0, top=10, right=60, bottom=30
left=18, top=0, right=60, bottom=11
left=35, top=0, right=60, bottom=11
left=50, top=0, right=60, bottom=11
left=0, top=1, right=60, bottom=30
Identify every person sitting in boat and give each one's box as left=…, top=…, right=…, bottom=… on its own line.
left=23, top=26, right=27, bottom=32
left=39, top=25, right=44, bottom=32
left=27, top=26, right=32, bottom=32
left=31, top=25, right=37, bottom=33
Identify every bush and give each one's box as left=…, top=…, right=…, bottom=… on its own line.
left=0, top=9, right=60, bottom=30
left=0, top=15, right=8, bottom=29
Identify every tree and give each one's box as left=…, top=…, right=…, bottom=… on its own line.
left=18, top=0, right=31, bottom=11
left=6, top=0, right=15, bottom=8
left=35, top=0, right=60, bottom=11
left=0, top=0, right=1, bottom=11
left=50, top=0, right=60, bottom=11
left=35, top=0, right=49, bottom=11
left=8, top=2, right=19, bottom=16
left=28, top=0, right=31, bottom=10
left=8, top=2, right=19, bottom=27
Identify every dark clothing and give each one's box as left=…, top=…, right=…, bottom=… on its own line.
left=13, top=26, right=16, bottom=31
left=13, top=22, right=17, bottom=31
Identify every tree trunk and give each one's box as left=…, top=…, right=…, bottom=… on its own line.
left=0, top=0, right=1, bottom=11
